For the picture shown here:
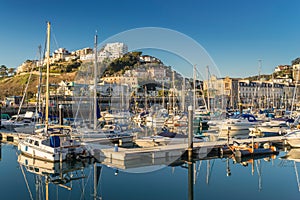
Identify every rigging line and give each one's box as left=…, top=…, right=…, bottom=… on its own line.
left=194, top=65, right=206, bottom=81
left=51, top=25, right=60, bottom=51
left=74, top=63, right=91, bottom=126
left=97, top=165, right=104, bottom=199
left=17, top=57, right=37, bottom=116
left=294, top=161, right=300, bottom=192
left=291, top=66, right=299, bottom=115
left=80, top=165, right=93, bottom=200
left=38, top=175, right=44, bottom=200
left=17, top=154, right=34, bottom=200
left=36, top=45, right=43, bottom=116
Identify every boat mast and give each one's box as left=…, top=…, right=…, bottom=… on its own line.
left=207, top=66, right=210, bottom=111
left=162, top=81, right=165, bottom=109
left=272, top=73, right=275, bottom=109
left=37, top=45, right=43, bottom=123
left=172, top=70, right=175, bottom=113
left=181, top=78, right=185, bottom=112
left=93, top=32, right=98, bottom=131
left=258, top=59, right=262, bottom=109
left=45, top=21, right=51, bottom=130
left=193, top=65, right=196, bottom=111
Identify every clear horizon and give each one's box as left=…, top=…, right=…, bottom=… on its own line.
left=1, top=0, right=300, bottom=79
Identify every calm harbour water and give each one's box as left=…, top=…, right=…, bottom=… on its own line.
left=0, top=143, right=300, bottom=200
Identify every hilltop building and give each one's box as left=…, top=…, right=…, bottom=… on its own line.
left=74, top=47, right=93, bottom=57
left=275, top=65, right=291, bottom=72
left=139, top=55, right=161, bottom=63
left=80, top=42, right=128, bottom=62
left=124, top=64, right=170, bottom=84
left=52, top=48, right=73, bottom=62
left=103, top=42, right=128, bottom=59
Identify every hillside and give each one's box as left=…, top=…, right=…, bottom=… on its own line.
left=0, top=72, right=77, bottom=100
left=0, top=51, right=167, bottom=100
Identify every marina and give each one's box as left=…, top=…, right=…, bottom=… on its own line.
left=1, top=7, right=300, bottom=199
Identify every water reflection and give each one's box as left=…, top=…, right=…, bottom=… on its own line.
left=2, top=143, right=299, bottom=200
left=280, top=148, right=300, bottom=192
left=17, top=154, right=98, bottom=200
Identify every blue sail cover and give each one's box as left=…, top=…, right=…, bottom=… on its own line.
left=50, top=136, right=60, bottom=147
left=97, top=100, right=101, bottom=119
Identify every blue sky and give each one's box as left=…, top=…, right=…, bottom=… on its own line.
left=1, top=0, right=300, bottom=78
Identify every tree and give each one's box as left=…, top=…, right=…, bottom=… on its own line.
left=292, top=57, right=300, bottom=65
left=103, top=51, right=142, bottom=76
left=0, top=65, right=8, bottom=77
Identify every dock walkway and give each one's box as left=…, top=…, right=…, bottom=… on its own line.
left=0, top=130, right=285, bottom=164
left=92, top=136, right=284, bottom=161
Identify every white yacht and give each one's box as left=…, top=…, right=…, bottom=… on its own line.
left=18, top=125, right=85, bottom=162
left=210, top=114, right=259, bottom=138
left=249, top=120, right=289, bottom=137
left=2, top=111, right=37, bottom=131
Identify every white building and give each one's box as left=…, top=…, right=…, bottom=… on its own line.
left=131, top=68, right=148, bottom=79
left=274, top=65, right=290, bottom=72
left=238, top=79, right=285, bottom=109
left=55, top=81, right=75, bottom=96
left=140, top=55, right=161, bottom=63
left=80, top=42, right=128, bottom=62
left=52, top=48, right=72, bottom=62
left=101, top=76, right=138, bottom=89
left=148, top=66, right=165, bottom=78
left=103, top=42, right=128, bottom=59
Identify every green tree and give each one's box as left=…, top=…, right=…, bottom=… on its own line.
left=102, top=51, right=142, bottom=76
left=0, top=65, right=8, bottom=77
left=292, top=57, right=300, bottom=65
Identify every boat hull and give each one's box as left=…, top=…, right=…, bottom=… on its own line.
left=19, top=141, right=68, bottom=162
left=18, top=133, right=84, bottom=162
left=218, top=128, right=251, bottom=138
left=287, top=139, right=300, bottom=148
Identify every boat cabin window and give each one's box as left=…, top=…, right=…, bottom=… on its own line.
left=24, top=119, right=32, bottom=123
left=34, top=141, right=39, bottom=146
left=29, top=139, right=33, bottom=144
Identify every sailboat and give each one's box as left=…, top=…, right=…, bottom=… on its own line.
left=18, top=22, right=85, bottom=162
